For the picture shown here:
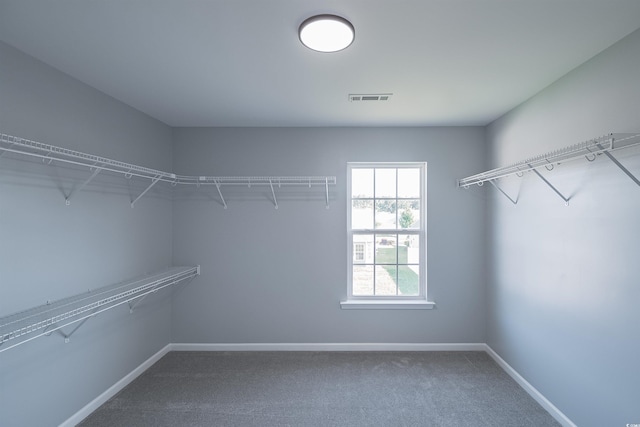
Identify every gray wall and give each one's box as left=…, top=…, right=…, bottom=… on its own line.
left=485, top=29, right=640, bottom=427
left=171, top=127, right=487, bottom=344
left=0, top=41, right=174, bottom=426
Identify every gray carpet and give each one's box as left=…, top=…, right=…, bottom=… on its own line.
left=79, top=351, right=560, bottom=427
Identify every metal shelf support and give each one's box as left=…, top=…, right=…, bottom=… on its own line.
left=488, top=180, right=517, bottom=205
left=601, top=150, right=640, bottom=187
left=214, top=180, right=228, bottom=209
left=530, top=166, right=570, bottom=206
left=65, top=165, right=103, bottom=205
left=269, top=179, right=278, bottom=210
left=325, top=177, right=330, bottom=209
left=53, top=316, right=93, bottom=343
left=131, top=175, right=161, bottom=208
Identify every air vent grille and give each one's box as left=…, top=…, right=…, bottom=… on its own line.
left=349, top=93, right=393, bottom=102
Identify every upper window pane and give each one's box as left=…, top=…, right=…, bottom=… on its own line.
left=375, top=168, right=396, bottom=198
left=352, top=168, right=374, bottom=198
left=352, top=199, right=373, bottom=229
left=397, top=168, right=421, bottom=198
left=397, top=200, right=420, bottom=230
left=375, top=200, right=396, bottom=229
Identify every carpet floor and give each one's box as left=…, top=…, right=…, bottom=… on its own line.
left=79, top=351, right=560, bottom=427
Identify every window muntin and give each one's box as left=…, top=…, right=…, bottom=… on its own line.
left=348, top=163, right=426, bottom=299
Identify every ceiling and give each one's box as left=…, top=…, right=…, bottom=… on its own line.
left=1, top=1, right=640, bottom=127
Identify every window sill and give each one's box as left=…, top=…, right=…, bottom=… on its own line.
left=340, top=300, right=436, bottom=310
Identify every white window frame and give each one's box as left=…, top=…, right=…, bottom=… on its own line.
left=341, top=162, right=435, bottom=310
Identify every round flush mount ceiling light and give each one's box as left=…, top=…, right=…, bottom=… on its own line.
left=299, top=14, right=355, bottom=53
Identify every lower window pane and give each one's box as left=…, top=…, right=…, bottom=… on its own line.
left=353, top=235, right=374, bottom=264
left=375, top=265, right=398, bottom=296
left=398, top=265, right=420, bottom=296
left=352, top=265, right=374, bottom=295
left=375, top=234, right=397, bottom=264
left=398, top=234, right=419, bottom=263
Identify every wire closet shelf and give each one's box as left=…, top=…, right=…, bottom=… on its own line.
left=0, top=132, right=337, bottom=208
left=457, top=133, right=640, bottom=188
left=0, top=266, right=200, bottom=353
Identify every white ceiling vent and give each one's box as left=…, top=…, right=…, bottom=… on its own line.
left=349, top=93, right=393, bottom=102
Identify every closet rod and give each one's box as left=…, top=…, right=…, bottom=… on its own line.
left=457, top=133, right=640, bottom=188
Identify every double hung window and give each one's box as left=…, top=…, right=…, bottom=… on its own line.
left=344, top=163, right=431, bottom=308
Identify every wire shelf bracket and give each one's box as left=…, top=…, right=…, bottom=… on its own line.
left=130, top=175, right=161, bottom=208
left=0, top=132, right=336, bottom=208
left=49, top=315, right=95, bottom=344
left=65, top=165, right=103, bottom=205
left=0, top=266, right=200, bottom=353
left=458, top=133, right=640, bottom=204
left=325, top=177, right=330, bottom=209
left=529, top=165, right=571, bottom=206
left=600, top=149, right=640, bottom=187
left=213, top=179, right=228, bottom=209
left=269, top=179, right=279, bottom=210
left=488, top=180, right=518, bottom=205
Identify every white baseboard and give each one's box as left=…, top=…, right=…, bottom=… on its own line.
left=59, top=344, right=172, bottom=427
left=483, top=344, right=576, bottom=427
left=170, top=342, right=486, bottom=352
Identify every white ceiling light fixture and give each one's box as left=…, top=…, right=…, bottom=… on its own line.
left=299, top=14, right=355, bottom=53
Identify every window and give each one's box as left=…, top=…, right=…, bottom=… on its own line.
left=342, top=163, right=434, bottom=309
